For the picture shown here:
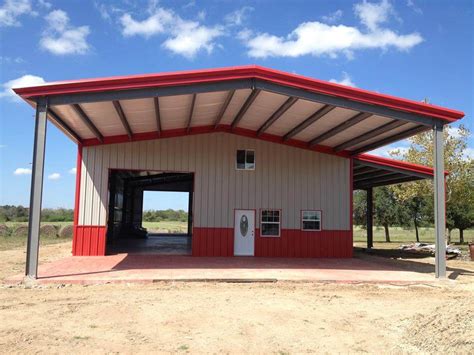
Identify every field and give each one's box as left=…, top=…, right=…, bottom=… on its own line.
left=354, top=226, right=473, bottom=253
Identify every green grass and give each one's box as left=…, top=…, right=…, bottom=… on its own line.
left=353, top=225, right=473, bottom=252
left=142, top=221, right=188, bottom=233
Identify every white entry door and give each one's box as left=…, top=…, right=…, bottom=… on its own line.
left=234, top=210, right=255, bottom=256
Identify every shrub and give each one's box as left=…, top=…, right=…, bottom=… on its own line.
left=40, top=224, right=58, bottom=238
left=59, top=225, right=74, bottom=238
left=0, top=224, right=10, bottom=237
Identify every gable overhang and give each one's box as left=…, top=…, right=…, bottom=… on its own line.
left=13, top=65, right=464, bottom=156
left=352, top=153, right=448, bottom=190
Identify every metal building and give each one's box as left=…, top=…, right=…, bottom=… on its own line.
left=14, top=66, right=464, bottom=279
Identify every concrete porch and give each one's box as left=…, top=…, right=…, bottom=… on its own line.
left=6, top=253, right=441, bottom=285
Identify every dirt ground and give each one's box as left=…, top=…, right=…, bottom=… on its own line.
left=1, top=242, right=473, bottom=354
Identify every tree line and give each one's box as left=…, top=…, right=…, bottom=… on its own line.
left=0, top=205, right=188, bottom=223
left=354, top=125, right=474, bottom=244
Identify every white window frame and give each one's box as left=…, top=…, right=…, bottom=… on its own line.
left=301, top=210, right=322, bottom=231
left=260, top=209, right=281, bottom=237
left=236, top=149, right=255, bottom=171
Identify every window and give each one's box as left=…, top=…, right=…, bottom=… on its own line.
left=302, top=211, right=322, bottom=231
left=261, top=210, right=281, bottom=237
left=236, top=149, right=255, bottom=170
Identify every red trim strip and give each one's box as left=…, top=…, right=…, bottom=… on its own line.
left=72, top=144, right=82, bottom=255
left=82, top=124, right=352, bottom=159
left=14, top=65, right=464, bottom=122
left=354, top=153, right=447, bottom=176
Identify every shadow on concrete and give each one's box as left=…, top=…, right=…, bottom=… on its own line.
left=354, top=247, right=474, bottom=281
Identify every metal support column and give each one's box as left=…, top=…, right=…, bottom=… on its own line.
left=434, top=124, right=446, bottom=278
left=25, top=99, right=48, bottom=279
left=366, top=187, right=373, bottom=249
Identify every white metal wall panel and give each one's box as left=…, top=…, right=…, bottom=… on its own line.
left=264, top=99, right=324, bottom=137
left=159, top=94, right=192, bottom=130
left=120, top=98, right=157, bottom=133
left=348, top=122, right=419, bottom=151
left=54, top=104, right=96, bottom=139
left=191, top=91, right=228, bottom=127
left=80, top=102, right=127, bottom=137
left=293, top=107, right=358, bottom=142
left=218, top=89, right=252, bottom=125
left=321, top=115, right=393, bottom=147
left=79, top=132, right=351, bottom=230
left=237, top=91, right=289, bottom=130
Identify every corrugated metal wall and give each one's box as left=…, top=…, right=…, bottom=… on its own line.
left=78, top=132, right=350, bottom=231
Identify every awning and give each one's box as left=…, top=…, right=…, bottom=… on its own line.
left=14, top=65, right=464, bottom=157
left=353, top=154, right=438, bottom=190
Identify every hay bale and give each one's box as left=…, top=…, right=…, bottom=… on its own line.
left=0, top=224, right=10, bottom=237
left=12, top=225, right=29, bottom=237
left=59, top=224, right=74, bottom=238
left=40, top=224, right=58, bottom=238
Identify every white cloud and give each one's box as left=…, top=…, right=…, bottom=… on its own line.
left=120, top=7, right=224, bottom=58
left=225, top=6, right=254, bottom=26
left=354, top=0, right=394, bottom=31
left=447, top=126, right=471, bottom=139
left=0, top=74, right=46, bottom=101
left=120, top=8, right=170, bottom=37
left=329, top=72, right=357, bottom=87
left=242, top=0, right=423, bottom=59
left=69, top=167, right=77, bottom=174
left=0, top=56, right=25, bottom=64
left=163, top=20, right=223, bottom=58
left=463, top=147, right=474, bottom=160
left=368, top=140, right=410, bottom=157
left=40, top=9, right=90, bottom=55
left=14, top=168, right=32, bottom=175
left=37, top=0, right=51, bottom=9
left=48, top=172, right=61, bottom=180
left=321, top=9, right=343, bottom=24
left=0, top=0, right=36, bottom=27
left=406, top=0, right=423, bottom=14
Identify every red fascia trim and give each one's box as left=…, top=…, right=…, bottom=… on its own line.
left=13, top=65, right=464, bottom=122
left=355, top=153, right=441, bottom=176
left=81, top=124, right=352, bottom=159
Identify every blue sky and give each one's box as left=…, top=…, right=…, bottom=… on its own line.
left=0, top=0, right=472, bottom=210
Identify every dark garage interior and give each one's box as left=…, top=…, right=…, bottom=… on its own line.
left=106, top=170, right=194, bottom=255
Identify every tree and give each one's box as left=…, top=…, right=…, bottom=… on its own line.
left=390, top=125, right=474, bottom=243
left=353, top=190, right=367, bottom=227
left=373, top=186, right=401, bottom=242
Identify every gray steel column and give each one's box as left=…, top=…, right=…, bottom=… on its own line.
left=433, top=124, right=446, bottom=278
left=366, top=188, right=373, bottom=249
left=25, top=99, right=48, bottom=279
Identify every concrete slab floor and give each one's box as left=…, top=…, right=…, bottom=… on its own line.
left=5, top=254, right=442, bottom=285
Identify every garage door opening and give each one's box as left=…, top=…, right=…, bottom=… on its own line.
left=106, top=170, right=193, bottom=255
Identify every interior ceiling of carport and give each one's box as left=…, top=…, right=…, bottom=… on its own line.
left=15, top=66, right=463, bottom=158
left=51, top=88, right=423, bottom=154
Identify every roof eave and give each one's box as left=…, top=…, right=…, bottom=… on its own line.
left=12, top=65, right=465, bottom=123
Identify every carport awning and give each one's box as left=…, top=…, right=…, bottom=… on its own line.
left=353, top=154, right=437, bottom=190
left=14, top=65, right=463, bottom=156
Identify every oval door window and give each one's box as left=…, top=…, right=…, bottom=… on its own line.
left=240, top=215, right=248, bottom=237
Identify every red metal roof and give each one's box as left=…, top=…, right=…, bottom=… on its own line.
left=355, top=153, right=442, bottom=176
left=14, top=65, right=464, bottom=123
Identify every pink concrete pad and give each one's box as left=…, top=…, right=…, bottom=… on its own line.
left=5, top=254, right=438, bottom=285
